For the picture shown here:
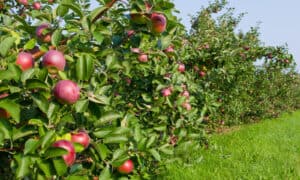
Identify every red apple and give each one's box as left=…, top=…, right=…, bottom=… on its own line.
left=131, top=48, right=140, bottom=54
left=118, top=160, right=134, bottom=174
left=16, top=52, right=34, bottom=71
left=0, top=93, right=10, bottom=118
left=71, top=131, right=90, bottom=149
left=178, top=63, right=185, bottom=73
left=0, top=108, right=10, bottom=119
left=53, top=80, right=80, bottom=105
left=36, top=24, right=51, bottom=43
left=151, top=13, right=167, bottom=34
left=199, top=71, right=206, bottom=77
left=163, top=46, right=175, bottom=54
left=127, top=30, right=135, bottom=38
left=138, top=53, right=148, bottom=62
left=182, top=102, right=192, bottom=111
left=52, top=140, right=76, bottom=166
left=42, top=50, right=66, bottom=73
left=48, top=0, right=54, bottom=3
left=33, top=2, right=41, bottom=10
left=181, top=90, right=190, bottom=98
left=18, top=0, right=28, bottom=5
left=161, top=88, right=172, bottom=97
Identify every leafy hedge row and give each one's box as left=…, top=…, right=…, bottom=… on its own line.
left=0, top=0, right=299, bottom=179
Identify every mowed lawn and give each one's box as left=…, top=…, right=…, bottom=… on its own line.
left=163, top=111, right=300, bottom=179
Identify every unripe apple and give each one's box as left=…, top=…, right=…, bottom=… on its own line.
left=53, top=80, right=80, bottom=105
left=42, top=50, right=66, bottom=74
left=52, top=140, right=76, bottom=166
left=36, top=24, right=51, bottom=43
left=138, top=53, right=148, bottom=62
left=71, top=131, right=90, bottom=149
left=18, top=0, right=28, bottom=5
left=178, top=63, right=185, bottom=73
left=199, top=71, right=206, bottom=77
left=33, top=2, right=41, bottom=10
left=151, top=13, right=167, bottom=34
left=161, top=88, right=172, bottom=97
left=118, top=160, right=134, bottom=174
left=16, top=52, right=34, bottom=71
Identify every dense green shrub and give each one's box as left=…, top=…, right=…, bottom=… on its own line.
left=0, top=0, right=299, bottom=179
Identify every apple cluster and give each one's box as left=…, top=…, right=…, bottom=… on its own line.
left=52, top=131, right=90, bottom=166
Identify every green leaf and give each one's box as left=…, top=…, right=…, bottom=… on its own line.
left=93, top=129, right=112, bottom=138
left=103, top=135, right=128, bottom=144
left=16, top=155, right=31, bottom=178
left=93, top=31, right=104, bottom=44
left=66, top=175, right=89, bottom=180
left=88, top=94, right=110, bottom=105
left=24, top=39, right=37, bottom=50
left=56, top=0, right=72, bottom=17
left=37, top=159, right=54, bottom=177
left=51, top=29, right=62, bottom=47
left=0, top=36, right=16, bottom=57
left=44, top=147, right=68, bottom=159
left=99, top=167, right=111, bottom=180
left=75, top=99, right=89, bottom=113
left=28, top=118, right=46, bottom=127
left=111, top=149, right=126, bottom=161
left=148, top=149, right=161, bottom=161
left=32, top=93, right=49, bottom=114
left=53, top=158, right=68, bottom=176
left=94, top=143, right=110, bottom=160
left=90, top=6, right=108, bottom=22
left=21, top=68, right=36, bottom=84
left=73, top=142, right=85, bottom=153
left=0, top=119, right=12, bottom=139
left=76, top=53, right=94, bottom=81
left=0, top=99, right=20, bottom=123
left=26, top=79, right=49, bottom=90
left=146, top=135, right=156, bottom=148
left=61, top=2, right=84, bottom=18
left=159, top=35, right=172, bottom=50
left=40, top=130, right=55, bottom=149
left=0, top=64, right=21, bottom=81
left=24, top=138, right=41, bottom=155
left=94, top=112, right=122, bottom=126
left=47, top=102, right=60, bottom=121
left=12, top=126, right=37, bottom=141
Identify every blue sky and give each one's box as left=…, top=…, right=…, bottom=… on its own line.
left=173, top=0, right=300, bottom=70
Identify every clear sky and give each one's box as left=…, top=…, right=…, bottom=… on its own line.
left=173, top=0, right=300, bottom=70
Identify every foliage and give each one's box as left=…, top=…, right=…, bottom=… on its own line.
left=0, top=0, right=299, bottom=179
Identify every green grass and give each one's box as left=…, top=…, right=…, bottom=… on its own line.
left=163, top=111, right=300, bottom=180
